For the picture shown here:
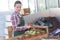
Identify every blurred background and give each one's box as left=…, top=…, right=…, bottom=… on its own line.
left=0, top=0, right=60, bottom=39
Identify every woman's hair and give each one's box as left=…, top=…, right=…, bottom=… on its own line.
left=14, top=1, right=22, bottom=7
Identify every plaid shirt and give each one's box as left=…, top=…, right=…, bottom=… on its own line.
left=11, top=12, right=29, bottom=31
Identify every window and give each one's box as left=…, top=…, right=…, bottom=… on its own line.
left=29, top=0, right=37, bottom=14
left=0, top=0, right=9, bottom=11
left=22, top=0, right=28, bottom=8
left=37, top=0, right=46, bottom=12
left=46, top=0, right=58, bottom=9
left=58, top=0, right=60, bottom=7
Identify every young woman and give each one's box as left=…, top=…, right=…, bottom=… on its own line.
left=11, top=1, right=31, bottom=37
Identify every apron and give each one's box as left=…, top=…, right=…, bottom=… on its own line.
left=14, top=14, right=25, bottom=36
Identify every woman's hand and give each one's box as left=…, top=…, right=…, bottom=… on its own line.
left=25, top=22, right=32, bottom=29
left=25, top=24, right=31, bottom=29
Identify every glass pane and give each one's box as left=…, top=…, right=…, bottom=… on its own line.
left=46, top=0, right=58, bottom=9
left=29, top=0, right=36, bottom=14
left=5, top=22, right=12, bottom=27
left=37, top=0, right=46, bottom=12
left=22, top=0, right=28, bottom=8
left=5, top=15, right=11, bottom=21
left=0, top=0, right=9, bottom=11
left=58, top=0, right=60, bottom=7
left=8, top=0, right=17, bottom=10
left=5, top=15, right=12, bottom=27
left=4, top=28, right=8, bottom=34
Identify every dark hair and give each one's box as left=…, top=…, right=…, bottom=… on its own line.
left=14, top=1, right=22, bottom=7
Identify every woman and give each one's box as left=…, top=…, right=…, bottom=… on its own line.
left=11, top=1, right=31, bottom=37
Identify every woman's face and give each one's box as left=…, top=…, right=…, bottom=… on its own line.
left=14, top=4, right=22, bottom=13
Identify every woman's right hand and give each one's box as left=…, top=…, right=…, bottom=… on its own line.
left=25, top=22, right=32, bottom=28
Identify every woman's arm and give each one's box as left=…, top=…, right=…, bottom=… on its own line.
left=11, top=15, right=30, bottom=31
left=16, top=25, right=31, bottom=31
